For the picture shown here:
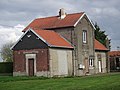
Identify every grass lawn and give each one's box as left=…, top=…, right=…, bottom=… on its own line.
left=0, top=73, right=120, bottom=90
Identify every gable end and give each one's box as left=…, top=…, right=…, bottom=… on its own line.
left=12, top=30, right=48, bottom=50
left=74, top=13, right=95, bottom=30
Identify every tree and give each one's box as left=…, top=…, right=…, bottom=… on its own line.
left=94, top=22, right=111, bottom=50
left=1, top=42, right=14, bottom=62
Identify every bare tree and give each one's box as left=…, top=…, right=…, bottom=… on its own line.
left=1, top=42, right=14, bottom=62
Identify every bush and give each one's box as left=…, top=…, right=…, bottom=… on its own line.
left=0, top=62, right=13, bottom=73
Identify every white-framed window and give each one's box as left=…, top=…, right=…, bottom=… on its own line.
left=89, top=58, right=94, bottom=67
left=82, top=30, right=87, bottom=43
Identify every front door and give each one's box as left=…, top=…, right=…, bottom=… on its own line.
left=28, top=58, right=34, bottom=76
left=98, top=60, right=102, bottom=72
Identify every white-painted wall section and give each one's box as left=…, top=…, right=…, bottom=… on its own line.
left=49, top=48, right=73, bottom=77
left=57, top=50, right=68, bottom=75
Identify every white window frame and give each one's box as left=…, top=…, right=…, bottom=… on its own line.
left=82, top=30, right=87, bottom=43
left=89, top=58, right=94, bottom=67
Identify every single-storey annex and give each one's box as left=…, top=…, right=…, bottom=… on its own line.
left=11, top=29, right=73, bottom=76
left=94, top=39, right=109, bottom=73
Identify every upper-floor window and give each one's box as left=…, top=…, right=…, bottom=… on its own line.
left=82, top=30, right=87, bottom=43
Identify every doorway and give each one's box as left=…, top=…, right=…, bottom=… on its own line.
left=84, top=58, right=89, bottom=74
left=25, top=54, right=36, bottom=76
left=116, top=58, right=120, bottom=70
left=28, top=58, right=34, bottom=76
left=98, top=60, right=102, bottom=72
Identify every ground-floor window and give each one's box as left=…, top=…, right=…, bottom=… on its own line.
left=89, top=58, right=94, bottom=66
left=89, top=55, right=94, bottom=67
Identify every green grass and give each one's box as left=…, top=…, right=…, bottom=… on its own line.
left=0, top=73, right=120, bottom=90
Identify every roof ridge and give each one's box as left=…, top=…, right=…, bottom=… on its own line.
left=35, top=12, right=85, bottom=20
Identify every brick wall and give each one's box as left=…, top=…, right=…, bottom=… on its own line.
left=36, top=49, right=49, bottom=71
left=13, top=50, right=25, bottom=72
left=13, top=49, right=49, bottom=73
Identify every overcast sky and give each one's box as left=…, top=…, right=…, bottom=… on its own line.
left=0, top=0, right=120, bottom=51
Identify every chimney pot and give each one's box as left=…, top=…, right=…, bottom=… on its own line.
left=59, top=8, right=66, bottom=19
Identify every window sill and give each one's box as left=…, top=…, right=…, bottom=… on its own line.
left=89, top=66, right=94, bottom=69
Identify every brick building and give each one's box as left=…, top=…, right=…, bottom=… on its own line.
left=109, top=51, right=120, bottom=72
left=12, top=9, right=109, bottom=76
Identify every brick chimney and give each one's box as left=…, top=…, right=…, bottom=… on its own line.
left=59, top=8, right=66, bottom=19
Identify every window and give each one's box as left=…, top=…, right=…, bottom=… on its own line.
left=89, top=55, right=94, bottom=67
left=89, top=59, right=94, bottom=66
left=82, top=30, right=87, bottom=43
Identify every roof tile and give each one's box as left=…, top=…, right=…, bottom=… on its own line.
left=94, top=39, right=108, bottom=51
left=23, top=12, right=84, bottom=32
left=33, top=29, right=73, bottom=49
left=109, top=51, right=120, bottom=56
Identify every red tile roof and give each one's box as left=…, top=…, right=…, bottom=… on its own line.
left=109, top=51, right=120, bottom=56
left=33, top=29, right=73, bottom=49
left=23, top=12, right=84, bottom=32
left=94, top=39, right=108, bottom=51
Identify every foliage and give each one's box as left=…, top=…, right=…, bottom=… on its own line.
left=1, top=42, right=14, bottom=62
left=0, top=62, right=13, bottom=74
left=0, top=73, right=120, bottom=90
left=94, top=22, right=111, bottom=49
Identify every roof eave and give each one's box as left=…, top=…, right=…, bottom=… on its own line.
left=95, top=49, right=109, bottom=52
left=49, top=45, right=74, bottom=49
left=10, top=28, right=30, bottom=50
left=43, top=26, right=74, bottom=30
left=73, top=12, right=85, bottom=27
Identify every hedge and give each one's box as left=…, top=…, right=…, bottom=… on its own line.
left=0, top=62, right=13, bottom=73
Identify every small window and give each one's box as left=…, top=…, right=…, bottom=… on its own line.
left=89, top=59, right=94, bottom=67
left=82, top=30, right=87, bottom=43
